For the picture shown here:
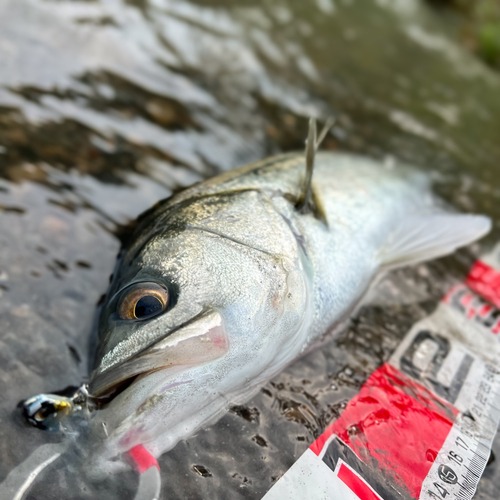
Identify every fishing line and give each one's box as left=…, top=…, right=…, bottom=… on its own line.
left=0, top=443, right=67, bottom=500
left=12, top=453, right=61, bottom=500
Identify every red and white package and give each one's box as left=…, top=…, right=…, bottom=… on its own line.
left=263, top=248, right=500, bottom=500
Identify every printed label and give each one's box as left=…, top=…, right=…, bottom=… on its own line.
left=442, top=284, right=500, bottom=335
left=263, top=251, right=500, bottom=500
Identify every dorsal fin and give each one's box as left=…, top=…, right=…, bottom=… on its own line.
left=296, top=117, right=335, bottom=214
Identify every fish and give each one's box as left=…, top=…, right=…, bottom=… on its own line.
left=83, top=137, right=490, bottom=474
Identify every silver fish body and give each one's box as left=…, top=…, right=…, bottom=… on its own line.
left=88, top=152, right=490, bottom=470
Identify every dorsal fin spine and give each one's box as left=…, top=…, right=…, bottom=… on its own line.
left=296, top=117, right=335, bottom=214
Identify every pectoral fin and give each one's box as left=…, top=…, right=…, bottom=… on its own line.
left=379, top=213, right=491, bottom=269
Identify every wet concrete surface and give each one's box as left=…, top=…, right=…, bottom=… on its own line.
left=0, top=0, right=500, bottom=498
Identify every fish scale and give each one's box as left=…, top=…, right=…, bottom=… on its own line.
left=18, top=150, right=491, bottom=483
left=83, top=151, right=490, bottom=475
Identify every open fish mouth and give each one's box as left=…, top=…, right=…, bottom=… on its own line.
left=89, top=311, right=229, bottom=401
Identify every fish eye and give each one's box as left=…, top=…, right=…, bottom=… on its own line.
left=118, top=282, right=170, bottom=321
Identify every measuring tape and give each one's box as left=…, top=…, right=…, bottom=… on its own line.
left=263, top=247, right=500, bottom=500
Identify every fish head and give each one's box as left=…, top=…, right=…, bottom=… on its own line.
left=88, top=190, right=311, bottom=463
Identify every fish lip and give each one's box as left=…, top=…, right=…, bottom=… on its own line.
left=88, top=362, right=196, bottom=405
left=88, top=373, right=140, bottom=407
left=89, top=310, right=229, bottom=401
left=88, top=365, right=189, bottom=407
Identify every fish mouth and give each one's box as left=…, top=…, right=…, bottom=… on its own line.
left=89, top=311, right=228, bottom=402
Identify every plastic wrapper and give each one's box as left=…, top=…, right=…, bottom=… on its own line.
left=264, top=245, right=500, bottom=500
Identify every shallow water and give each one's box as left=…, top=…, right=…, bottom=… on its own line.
left=0, top=0, right=500, bottom=498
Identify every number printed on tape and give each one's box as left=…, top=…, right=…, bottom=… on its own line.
left=263, top=248, right=500, bottom=500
